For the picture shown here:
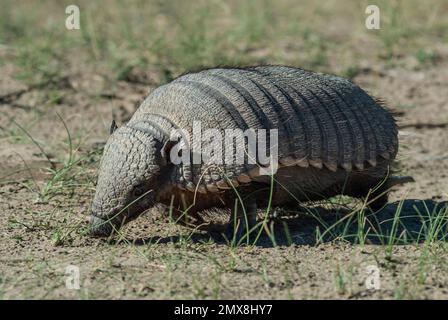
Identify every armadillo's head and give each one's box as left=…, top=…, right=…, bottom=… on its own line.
left=90, top=125, right=167, bottom=237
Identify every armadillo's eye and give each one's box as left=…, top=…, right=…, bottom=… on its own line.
left=133, top=185, right=145, bottom=197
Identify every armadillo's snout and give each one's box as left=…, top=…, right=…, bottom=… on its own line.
left=90, top=215, right=115, bottom=237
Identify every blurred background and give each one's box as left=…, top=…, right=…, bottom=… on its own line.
left=2, top=0, right=447, bottom=79
left=1, top=0, right=447, bottom=143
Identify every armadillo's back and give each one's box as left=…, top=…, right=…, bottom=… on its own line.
left=129, top=66, right=398, bottom=191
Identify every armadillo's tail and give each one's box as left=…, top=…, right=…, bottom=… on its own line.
left=387, top=175, right=415, bottom=188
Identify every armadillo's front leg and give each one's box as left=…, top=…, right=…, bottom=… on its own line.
left=225, top=196, right=258, bottom=245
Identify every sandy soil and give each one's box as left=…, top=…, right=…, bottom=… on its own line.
left=1, top=56, right=447, bottom=299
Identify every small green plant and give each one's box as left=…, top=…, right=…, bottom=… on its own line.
left=415, top=49, right=440, bottom=66
left=334, top=264, right=353, bottom=296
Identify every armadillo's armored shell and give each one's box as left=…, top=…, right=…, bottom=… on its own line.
left=129, top=66, right=398, bottom=191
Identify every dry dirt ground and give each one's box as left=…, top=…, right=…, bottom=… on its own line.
left=0, top=0, right=447, bottom=299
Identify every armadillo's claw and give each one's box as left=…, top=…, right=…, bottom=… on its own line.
left=225, top=197, right=259, bottom=245
left=90, top=215, right=115, bottom=237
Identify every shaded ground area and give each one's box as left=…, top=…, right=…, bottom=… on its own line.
left=0, top=0, right=447, bottom=299
left=110, top=199, right=447, bottom=254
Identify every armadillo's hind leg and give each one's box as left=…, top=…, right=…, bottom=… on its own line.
left=345, top=175, right=390, bottom=212
left=362, top=176, right=397, bottom=212
left=367, top=175, right=415, bottom=212
left=225, top=195, right=258, bottom=245
left=366, top=183, right=389, bottom=212
left=342, top=174, right=389, bottom=212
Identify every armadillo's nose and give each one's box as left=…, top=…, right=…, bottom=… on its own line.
left=89, top=215, right=114, bottom=237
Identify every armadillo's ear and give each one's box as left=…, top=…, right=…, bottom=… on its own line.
left=110, top=119, right=118, bottom=135
left=160, top=139, right=178, bottom=165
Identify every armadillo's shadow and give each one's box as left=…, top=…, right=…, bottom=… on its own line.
left=132, top=199, right=448, bottom=247
left=250, top=198, right=448, bottom=247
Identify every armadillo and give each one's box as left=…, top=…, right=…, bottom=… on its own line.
left=90, top=66, right=400, bottom=241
